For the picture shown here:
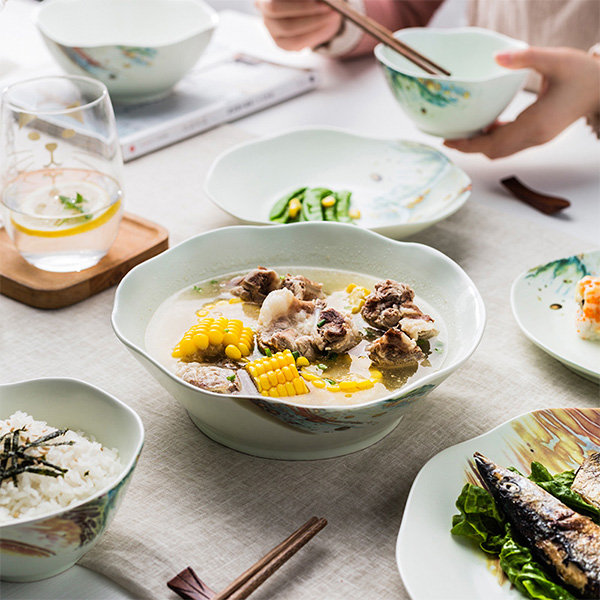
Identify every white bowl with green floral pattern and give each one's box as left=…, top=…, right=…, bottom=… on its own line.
left=0, top=378, right=144, bottom=581
left=375, top=28, right=529, bottom=139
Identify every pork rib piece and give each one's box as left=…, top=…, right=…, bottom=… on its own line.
left=361, top=279, right=437, bottom=340
left=281, top=274, right=325, bottom=301
left=367, top=327, right=425, bottom=368
left=230, top=267, right=282, bottom=304
left=176, top=363, right=240, bottom=393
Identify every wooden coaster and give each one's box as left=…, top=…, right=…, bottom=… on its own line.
left=0, top=212, right=169, bottom=309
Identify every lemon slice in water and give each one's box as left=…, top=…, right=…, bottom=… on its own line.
left=10, top=180, right=121, bottom=238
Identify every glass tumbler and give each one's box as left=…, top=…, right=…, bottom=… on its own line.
left=1, top=75, right=124, bottom=272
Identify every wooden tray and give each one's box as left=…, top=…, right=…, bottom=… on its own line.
left=0, top=212, right=169, bottom=309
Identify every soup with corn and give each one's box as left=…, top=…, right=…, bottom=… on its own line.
left=145, top=267, right=445, bottom=406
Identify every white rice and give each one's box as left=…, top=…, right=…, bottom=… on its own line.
left=0, top=411, right=122, bottom=524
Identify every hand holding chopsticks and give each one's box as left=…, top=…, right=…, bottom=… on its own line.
left=168, top=517, right=327, bottom=600
left=319, top=0, right=451, bottom=76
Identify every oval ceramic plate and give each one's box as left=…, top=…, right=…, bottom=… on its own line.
left=396, top=407, right=600, bottom=600
left=205, top=127, right=472, bottom=239
left=511, top=250, right=600, bottom=383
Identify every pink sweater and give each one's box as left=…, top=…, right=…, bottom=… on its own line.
left=334, top=0, right=599, bottom=58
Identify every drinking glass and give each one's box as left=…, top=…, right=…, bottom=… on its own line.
left=1, top=75, right=124, bottom=272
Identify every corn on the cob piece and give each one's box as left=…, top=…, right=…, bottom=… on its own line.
left=245, top=350, right=309, bottom=397
left=172, top=317, right=254, bottom=360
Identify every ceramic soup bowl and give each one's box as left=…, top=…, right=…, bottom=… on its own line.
left=36, top=0, right=218, bottom=104
left=112, top=223, right=485, bottom=460
left=375, top=28, right=529, bottom=139
left=0, top=378, right=144, bottom=581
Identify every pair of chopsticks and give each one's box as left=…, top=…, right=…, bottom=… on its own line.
left=167, top=517, right=327, bottom=600
left=320, top=0, right=451, bottom=76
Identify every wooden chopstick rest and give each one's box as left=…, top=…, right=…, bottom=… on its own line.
left=167, top=517, right=327, bottom=600
left=501, top=176, right=571, bottom=215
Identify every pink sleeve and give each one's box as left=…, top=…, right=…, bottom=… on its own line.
left=344, top=0, right=444, bottom=58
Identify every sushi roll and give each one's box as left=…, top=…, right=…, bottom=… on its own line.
left=575, top=276, right=600, bottom=341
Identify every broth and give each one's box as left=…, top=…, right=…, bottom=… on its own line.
left=145, top=267, right=446, bottom=406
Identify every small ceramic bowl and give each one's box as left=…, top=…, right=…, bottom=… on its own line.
left=36, top=0, right=218, bottom=104
left=112, top=223, right=485, bottom=460
left=0, top=378, right=144, bottom=581
left=375, top=28, right=529, bottom=139
left=205, top=127, right=472, bottom=240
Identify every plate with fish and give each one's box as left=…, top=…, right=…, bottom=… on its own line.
left=396, top=407, right=600, bottom=599
left=511, top=250, right=600, bottom=383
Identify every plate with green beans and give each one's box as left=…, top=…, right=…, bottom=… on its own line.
left=205, top=127, right=472, bottom=239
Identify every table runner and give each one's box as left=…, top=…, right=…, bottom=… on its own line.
left=1, top=125, right=597, bottom=600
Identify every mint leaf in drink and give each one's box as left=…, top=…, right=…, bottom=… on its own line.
left=58, top=193, right=92, bottom=222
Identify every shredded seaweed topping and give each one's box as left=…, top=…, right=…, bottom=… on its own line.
left=0, top=428, right=75, bottom=487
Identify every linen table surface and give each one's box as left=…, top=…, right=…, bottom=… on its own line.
left=1, top=125, right=597, bottom=600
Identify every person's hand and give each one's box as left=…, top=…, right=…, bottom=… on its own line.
left=256, top=0, right=342, bottom=51
left=444, top=46, right=600, bottom=159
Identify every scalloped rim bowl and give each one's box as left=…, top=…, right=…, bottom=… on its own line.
left=205, top=127, right=472, bottom=240
left=375, top=27, right=529, bottom=139
left=112, top=223, right=485, bottom=460
left=0, top=378, right=144, bottom=582
left=36, top=0, right=219, bottom=104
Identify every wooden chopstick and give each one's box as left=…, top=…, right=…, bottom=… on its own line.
left=213, top=517, right=327, bottom=600
left=320, top=0, right=451, bottom=76
left=167, top=517, right=327, bottom=600
left=501, top=176, right=571, bottom=215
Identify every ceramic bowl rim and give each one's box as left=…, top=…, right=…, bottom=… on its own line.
left=35, top=0, right=219, bottom=48
left=204, top=125, right=472, bottom=231
left=0, top=377, right=145, bottom=529
left=509, top=249, right=600, bottom=380
left=112, top=223, right=486, bottom=412
left=374, top=26, right=529, bottom=84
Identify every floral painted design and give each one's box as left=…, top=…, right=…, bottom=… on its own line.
left=0, top=460, right=137, bottom=568
left=382, top=66, right=470, bottom=108
left=250, top=383, right=437, bottom=433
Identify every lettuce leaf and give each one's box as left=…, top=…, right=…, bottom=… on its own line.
left=451, top=483, right=576, bottom=600
left=527, top=462, right=600, bottom=524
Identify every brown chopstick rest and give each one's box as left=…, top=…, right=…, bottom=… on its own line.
left=501, top=176, right=571, bottom=215
left=168, top=517, right=327, bottom=600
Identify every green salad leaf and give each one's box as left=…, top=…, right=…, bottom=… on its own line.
left=527, top=462, right=600, bottom=524
left=500, top=536, right=576, bottom=600
left=451, top=481, right=577, bottom=600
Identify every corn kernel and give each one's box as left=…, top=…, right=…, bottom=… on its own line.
left=276, top=383, right=287, bottom=397
left=179, top=339, right=197, bottom=356
left=346, top=283, right=356, bottom=293
left=269, top=388, right=278, bottom=397
left=321, top=195, right=336, bottom=207
left=349, top=208, right=361, bottom=219
left=207, top=330, right=222, bottom=345
left=196, top=309, right=208, bottom=317
left=296, top=356, right=309, bottom=367
left=369, top=369, right=383, bottom=381
left=223, top=332, right=237, bottom=346
left=225, top=344, right=242, bottom=360
left=193, top=333, right=209, bottom=350
left=357, top=379, right=374, bottom=390
left=277, top=354, right=287, bottom=368
left=229, top=297, right=242, bottom=304
left=259, top=373, right=270, bottom=390
left=301, top=371, right=317, bottom=381
left=268, top=371, right=278, bottom=386
left=277, top=370, right=286, bottom=384
left=238, top=342, right=250, bottom=356
left=293, top=378, right=308, bottom=394
left=261, top=391, right=269, bottom=397
left=285, top=381, right=296, bottom=396
left=326, top=384, right=340, bottom=392
left=289, top=197, right=302, bottom=218
left=312, top=379, right=326, bottom=389
left=339, top=381, right=357, bottom=392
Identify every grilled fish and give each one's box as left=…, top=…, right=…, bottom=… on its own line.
left=474, top=452, right=600, bottom=599
left=572, top=452, right=600, bottom=511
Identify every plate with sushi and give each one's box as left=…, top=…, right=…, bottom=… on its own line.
left=396, top=407, right=600, bottom=600
left=510, top=250, right=600, bottom=383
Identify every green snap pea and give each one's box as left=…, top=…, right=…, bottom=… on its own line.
left=301, top=188, right=325, bottom=221
left=269, top=187, right=306, bottom=221
left=334, top=190, right=352, bottom=223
